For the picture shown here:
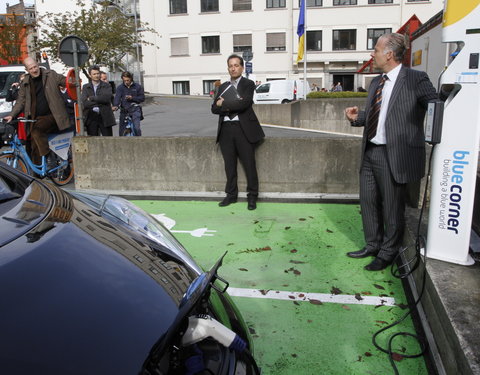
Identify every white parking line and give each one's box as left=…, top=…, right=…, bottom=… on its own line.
left=227, top=287, right=396, bottom=307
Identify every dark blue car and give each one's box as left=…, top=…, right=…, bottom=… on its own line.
left=0, top=164, right=259, bottom=374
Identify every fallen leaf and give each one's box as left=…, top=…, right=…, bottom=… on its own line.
left=364, top=352, right=372, bottom=357
left=298, top=293, right=305, bottom=298
left=373, top=284, right=385, bottom=290
left=326, top=228, right=333, bottom=233
left=362, top=291, right=372, bottom=295
left=342, top=305, right=351, bottom=310
left=331, top=287, right=342, bottom=295
left=293, top=301, right=300, bottom=306
left=391, top=353, right=404, bottom=362
left=291, top=353, right=298, bottom=358
left=309, top=299, right=323, bottom=305
left=288, top=295, right=296, bottom=299
left=299, top=218, right=306, bottom=221
left=354, top=293, right=363, bottom=301
left=290, top=249, right=298, bottom=253
left=285, top=226, right=291, bottom=230
left=356, top=356, right=362, bottom=362
left=259, top=289, right=270, bottom=295
left=307, top=319, right=312, bottom=323
left=290, top=260, right=305, bottom=264
left=293, top=269, right=301, bottom=276
left=239, top=268, right=248, bottom=271
left=375, top=320, right=388, bottom=325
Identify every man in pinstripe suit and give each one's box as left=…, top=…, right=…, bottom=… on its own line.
left=345, top=33, right=437, bottom=271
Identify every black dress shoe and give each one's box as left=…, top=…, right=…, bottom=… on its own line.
left=219, top=196, right=237, bottom=207
left=364, top=257, right=391, bottom=271
left=247, top=199, right=257, bottom=210
left=346, top=247, right=378, bottom=258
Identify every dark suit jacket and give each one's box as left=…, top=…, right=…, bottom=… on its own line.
left=352, top=66, right=437, bottom=184
left=211, top=77, right=265, bottom=144
left=81, top=81, right=116, bottom=128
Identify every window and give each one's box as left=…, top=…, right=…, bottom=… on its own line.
left=333, top=0, right=357, bottom=5
left=367, top=28, right=391, bottom=49
left=368, top=0, right=392, bottom=3
left=266, top=32, right=286, bottom=51
left=233, top=0, right=252, bottom=10
left=267, top=0, right=286, bottom=8
left=299, top=0, right=322, bottom=6
left=171, top=37, right=189, bottom=56
left=306, top=30, right=322, bottom=51
left=333, top=29, right=356, bottom=50
left=233, top=34, right=252, bottom=52
left=203, top=80, right=219, bottom=95
left=170, top=0, right=187, bottom=14
left=201, top=0, right=219, bottom=12
left=202, top=36, right=220, bottom=54
left=173, top=81, right=190, bottom=95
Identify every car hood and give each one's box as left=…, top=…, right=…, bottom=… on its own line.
left=0, top=181, right=201, bottom=374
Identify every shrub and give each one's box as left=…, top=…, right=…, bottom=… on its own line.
left=307, top=91, right=368, bottom=99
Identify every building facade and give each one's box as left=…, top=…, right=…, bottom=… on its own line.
left=139, top=0, right=444, bottom=95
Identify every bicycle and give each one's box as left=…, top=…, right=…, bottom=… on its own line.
left=119, top=103, right=142, bottom=136
left=0, top=118, right=74, bottom=186
left=122, top=112, right=135, bottom=136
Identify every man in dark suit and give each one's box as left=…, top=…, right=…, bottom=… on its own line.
left=211, top=54, right=265, bottom=210
left=345, top=33, right=437, bottom=271
left=81, top=65, right=116, bottom=136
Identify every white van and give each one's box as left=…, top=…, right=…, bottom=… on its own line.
left=253, top=79, right=310, bottom=104
left=0, top=65, right=26, bottom=116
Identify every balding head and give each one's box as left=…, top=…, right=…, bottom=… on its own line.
left=24, top=57, right=40, bottom=78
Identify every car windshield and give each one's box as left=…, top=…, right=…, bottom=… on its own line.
left=0, top=72, right=21, bottom=98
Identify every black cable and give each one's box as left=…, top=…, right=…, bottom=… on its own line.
left=372, top=145, right=436, bottom=374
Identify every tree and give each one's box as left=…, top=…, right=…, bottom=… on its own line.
left=0, top=14, right=27, bottom=64
left=35, top=0, right=156, bottom=70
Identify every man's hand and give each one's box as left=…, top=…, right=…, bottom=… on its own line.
left=3, top=116, right=13, bottom=123
left=112, top=106, right=118, bottom=111
left=345, top=106, right=359, bottom=122
left=216, top=97, right=224, bottom=107
left=126, top=95, right=133, bottom=101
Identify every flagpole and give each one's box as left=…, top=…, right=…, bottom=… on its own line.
left=303, top=1, right=307, bottom=99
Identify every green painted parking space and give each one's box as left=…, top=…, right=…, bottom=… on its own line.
left=133, top=200, right=428, bottom=375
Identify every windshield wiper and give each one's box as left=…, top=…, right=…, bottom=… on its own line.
left=141, top=252, right=229, bottom=373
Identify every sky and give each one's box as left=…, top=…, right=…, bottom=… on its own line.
left=0, top=0, right=34, bottom=13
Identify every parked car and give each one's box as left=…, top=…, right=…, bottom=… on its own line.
left=0, top=164, right=260, bottom=375
left=0, top=65, right=26, bottom=116
left=253, top=79, right=310, bottom=104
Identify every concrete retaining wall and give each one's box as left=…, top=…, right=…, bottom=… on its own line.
left=72, top=136, right=362, bottom=196
left=253, top=98, right=366, bottom=136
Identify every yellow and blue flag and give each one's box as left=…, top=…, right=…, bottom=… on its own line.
left=297, top=0, right=306, bottom=62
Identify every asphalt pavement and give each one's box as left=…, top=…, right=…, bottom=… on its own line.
left=137, top=95, right=343, bottom=138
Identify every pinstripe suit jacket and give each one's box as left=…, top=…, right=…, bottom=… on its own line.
left=353, top=66, right=438, bottom=184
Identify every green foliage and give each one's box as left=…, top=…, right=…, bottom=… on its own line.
left=307, top=91, right=368, bottom=99
left=0, top=15, right=27, bottom=64
left=35, top=0, right=157, bottom=69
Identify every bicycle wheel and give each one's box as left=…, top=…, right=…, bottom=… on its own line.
left=50, top=155, right=74, bottom=186
left=0, top=154, right=30, bottom=174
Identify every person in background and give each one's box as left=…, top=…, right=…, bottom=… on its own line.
left=81, top=65, right=116, bottom=136
left=344, top=33, right=438, bottom=271
left=112, top=71, right=145, bottom=136
left=3, top=57, right=70, bottom=168
left=211, top=54, right=265, bottom=211
left=334, top=82, right=343, bottom=92
left=100, top=71, right=116, bottom=104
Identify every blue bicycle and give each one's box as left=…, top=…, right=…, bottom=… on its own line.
left=0, top=118, right=74, bottom=186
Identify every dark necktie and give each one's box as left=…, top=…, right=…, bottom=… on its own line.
left=367, top=75, right=387, bottom=141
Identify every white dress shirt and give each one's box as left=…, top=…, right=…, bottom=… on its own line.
left=371, top=64, right=402, bottom=145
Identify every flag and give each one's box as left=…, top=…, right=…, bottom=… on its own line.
left=297, top=0, right=306, bottom=62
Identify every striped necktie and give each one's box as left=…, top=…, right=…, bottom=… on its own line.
left=367, top=75, right=387, bottom=141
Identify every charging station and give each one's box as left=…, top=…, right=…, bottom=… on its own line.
left=426, top=0, right=480, bottom=265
